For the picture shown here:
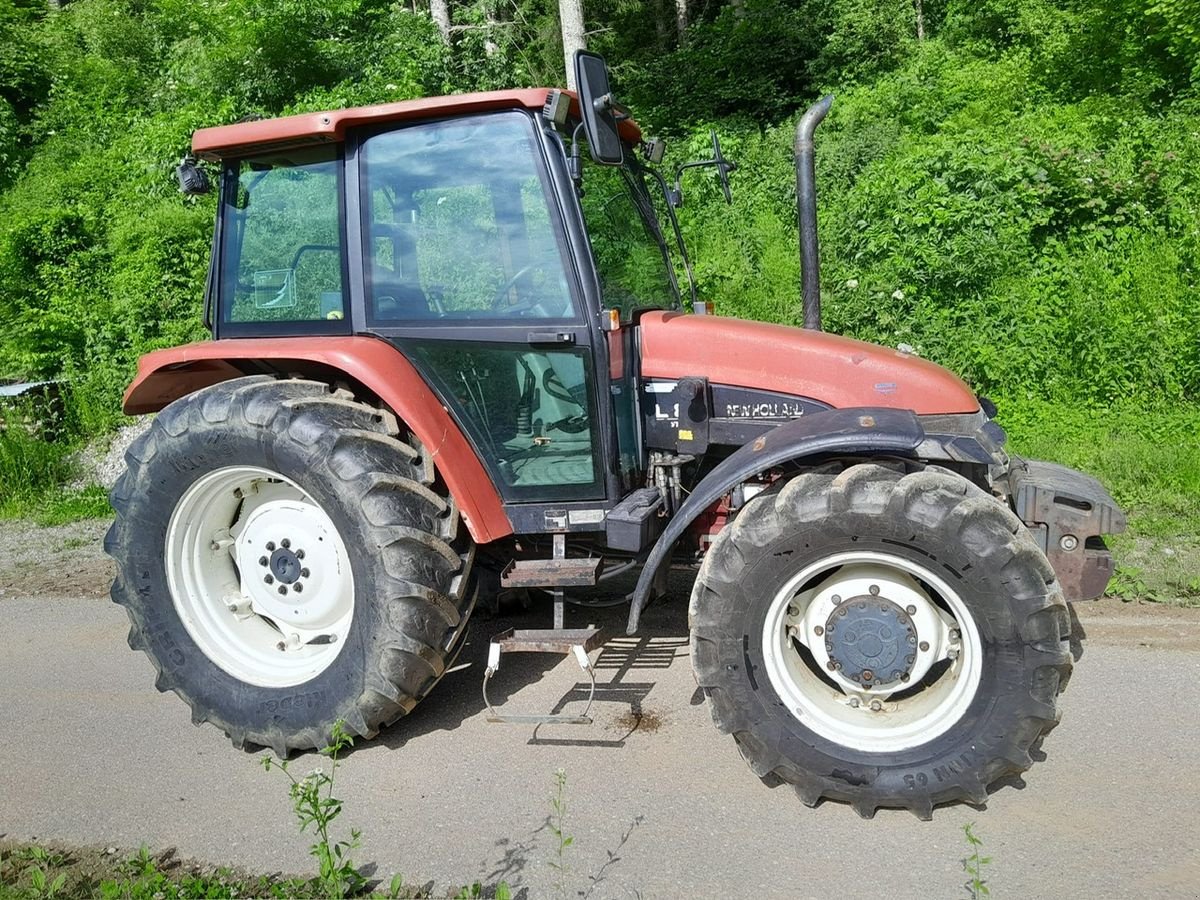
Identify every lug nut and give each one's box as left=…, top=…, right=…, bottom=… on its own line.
left=1060, top=534, right=1079, bottom=552
left=293, top=583, right=303, bottom=593
left=258, top=556, right=269, bottom=567
left=300, top=568, right=310, bottom=578
left=869, top=699, right=883, bottom=712
left=281, top=538, right=291, bottom=549
left=787, top=605, right=798, bottom=617
left=906, top=604, right=917, bottom=615
left=266, top=541, right=276, bottom=551
left=296, top=549, right=305, bottom=560
left=227, top=603, right=239, bottom=612
left=826, top=660, right=837, bottom=671
left=869, top=584, right=880, bottom=596
left=949, top=629, right=960, bottom=641
left=814, top=625, right=824, bottom=636
left=276, top=641, right=286, bottom=652
left=264, top=574, right=274, bottom=585
left=831, top=594, right=842, bottom=605
left=278, top=585, right=288, bottom=595
left=919, top=641, right=930, bottom=651
left=948, top=648, right=960, bottom=660
left=848, top=697, right=860, bottom=708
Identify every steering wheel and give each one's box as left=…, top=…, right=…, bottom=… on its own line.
left=490, top=264, right=540, bottom=311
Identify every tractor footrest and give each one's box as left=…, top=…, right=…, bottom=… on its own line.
left=500, top=558, right=602, bottom=589
left=483, top=627, right=604, bottom=725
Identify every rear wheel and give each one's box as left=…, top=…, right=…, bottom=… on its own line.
left=105, top=377, right=476, bottom=756
left=690, top=463, right=1071, bottom=818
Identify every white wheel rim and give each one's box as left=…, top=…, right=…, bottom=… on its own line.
left=166, top=465, right=355, bottom=688
left=761, top=550, right=983, bottom=753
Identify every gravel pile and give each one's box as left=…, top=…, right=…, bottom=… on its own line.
left=70, top=417, right=153, bottom=490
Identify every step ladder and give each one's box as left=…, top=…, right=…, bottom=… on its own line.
left=483, top=533, right=606, bottom=725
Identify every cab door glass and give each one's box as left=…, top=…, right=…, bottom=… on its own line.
left=405, top=342, right=601, bottom=501
left=362, top=113, right=576, bottom=322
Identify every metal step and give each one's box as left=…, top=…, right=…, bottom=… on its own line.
left=483, top=626, right=605, bottom=725
left=500, top=557, right=602, bottom=589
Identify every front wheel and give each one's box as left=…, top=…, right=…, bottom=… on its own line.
left=690, top=463, right=1072, bottom=818
left=105, top=377, right=476, bottom=756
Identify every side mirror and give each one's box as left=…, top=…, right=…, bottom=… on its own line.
left=176, top=157, right=211, bottom=195
left=672, top=130, right=738, bottom=207
left=573, top=50, right=624, bottom=165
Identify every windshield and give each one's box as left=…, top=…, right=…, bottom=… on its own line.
left=580, top=156, right=681, bottom=322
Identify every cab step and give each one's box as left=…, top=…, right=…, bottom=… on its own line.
left=484, top=533, right=606, bottom=725
left=500, top=556, right=601, bottom=589
left=482, top=627, right=605, bottom=725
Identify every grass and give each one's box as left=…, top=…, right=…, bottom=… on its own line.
left=0, top=422, right=110, bottom=524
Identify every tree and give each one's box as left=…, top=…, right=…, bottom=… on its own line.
left=560, top=0, right=585, bottom=88
left=430, top=0, right=451, bottom=43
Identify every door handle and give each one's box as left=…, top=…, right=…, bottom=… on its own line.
left=527, top=331, right=576, bottom=345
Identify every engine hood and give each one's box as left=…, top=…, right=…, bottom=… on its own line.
left=637, top=311, right=979, bottom=416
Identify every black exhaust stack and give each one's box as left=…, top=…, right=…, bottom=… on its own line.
left=795, top=95, right=833, bottom=331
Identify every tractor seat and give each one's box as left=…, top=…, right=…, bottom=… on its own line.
left=372, top=273, right=432, bottom=320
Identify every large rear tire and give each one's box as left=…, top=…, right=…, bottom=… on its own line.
left=690, top=463, right=1071, bottom=818
left=105, top=376, right=476, bottom=756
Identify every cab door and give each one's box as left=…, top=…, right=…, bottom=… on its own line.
left=348, top=110, right=613, bottom=513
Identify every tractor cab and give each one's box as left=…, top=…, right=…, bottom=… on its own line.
left=199, top=66, right=699, bottom=525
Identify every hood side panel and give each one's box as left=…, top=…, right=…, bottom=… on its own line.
left=638, top=311, right=979, bottom=416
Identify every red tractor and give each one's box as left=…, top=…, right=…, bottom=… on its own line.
left=106, top=52, right=1124, bottom=817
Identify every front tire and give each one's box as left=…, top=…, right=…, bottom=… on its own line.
left=690, top=463, right=1071, bottom=818
left=105, top=377, right=476, bottom=756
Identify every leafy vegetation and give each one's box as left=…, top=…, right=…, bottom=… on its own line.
left=0, top=0, right=1196, bottom=597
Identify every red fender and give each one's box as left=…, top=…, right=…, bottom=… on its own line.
left=123, top=336, right=512, bottom=543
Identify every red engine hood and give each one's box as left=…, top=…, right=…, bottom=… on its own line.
left=638, top=311, right=979, bottom=416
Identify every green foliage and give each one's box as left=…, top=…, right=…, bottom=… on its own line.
left=547, top=767, right=572, bottom=900
left=262, top=721, right=366, bottom=899
left=962, top=822, right=992, bottom=898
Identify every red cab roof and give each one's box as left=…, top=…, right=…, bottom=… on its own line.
left=192, top=88, right=643, bottom=160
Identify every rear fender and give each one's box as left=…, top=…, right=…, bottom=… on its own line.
left=123, top=336, right=512, bottom=543
left=625, top=407, right=925, bottom=634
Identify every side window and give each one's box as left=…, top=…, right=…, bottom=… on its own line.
left=221, top=147, right=346, bottom=327
left=580, top=163, right=678, bottom=322
left=406, top=342, right=601, bottom=500
left=362, top=113, right=575, bottom=322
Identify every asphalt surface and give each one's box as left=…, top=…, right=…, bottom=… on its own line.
left=2, top=586, right=1200, bottom=899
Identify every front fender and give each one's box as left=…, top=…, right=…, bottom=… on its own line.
left=123, top=336, right=512, bottom=543
left=625, top=407, right=925, bottom=634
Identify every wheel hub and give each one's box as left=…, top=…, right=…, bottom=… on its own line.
left=824, top=596, right=916, bottom=687
left=268, top=545, right=304, bottom=585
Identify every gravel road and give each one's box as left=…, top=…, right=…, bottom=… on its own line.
left=2, top=517, right=1199, bottom=899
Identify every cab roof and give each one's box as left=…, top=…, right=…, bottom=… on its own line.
left=192, top=88, right=644, bottom=161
